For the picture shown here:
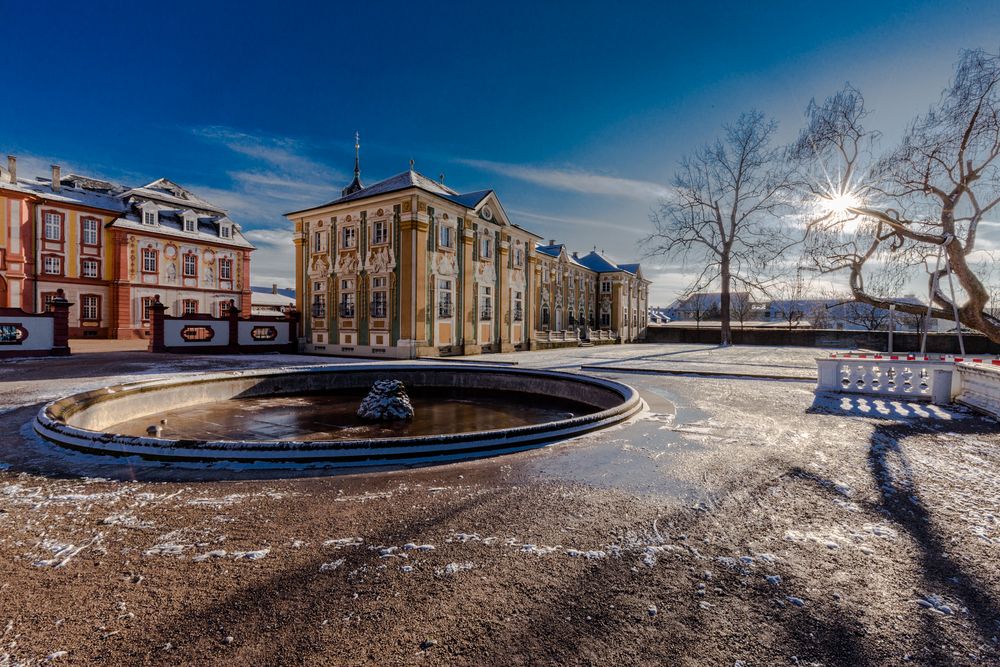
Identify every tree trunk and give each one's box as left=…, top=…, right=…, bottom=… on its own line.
left=719, top=259, right=732, bottom=347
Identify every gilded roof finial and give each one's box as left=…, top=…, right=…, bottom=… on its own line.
left=410, top=158, right=415, bottom=170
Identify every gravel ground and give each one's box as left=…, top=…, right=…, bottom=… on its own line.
left=0, top=344, right=998, bottom=665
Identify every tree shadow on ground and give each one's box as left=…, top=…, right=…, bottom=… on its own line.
left=799, top=392, right=1000, bottom=660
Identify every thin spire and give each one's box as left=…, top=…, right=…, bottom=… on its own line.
left=354, top=131, right=360, bottom=178
left=341, top=131, right=365, bottom=197
left=409, top=158, right=415, bottom=171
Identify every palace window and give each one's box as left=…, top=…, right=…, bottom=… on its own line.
left=220, top=224, right=231, bottom=239
left=342, top=226, right=357, bottom=249
left=541, top=306, right=550, bottom=328
left=81, top=258, right=99, bottom=278
left=438, top=279, right=453, bottom=318
left=41, top=292, right=58, bottom=312
left=568, top=308, right=576, bottom=327
left=314, top=230, right=323, bottom=252
left=438, top=225, right=453, bottom=249
left=183, top=253, right=197, bottom=278
left=44, top=212, right=62, bottom=241
left=601, top=280, right=611, bottom=293
left=142, top=248, right=157, bottom=273
left=219, top=300, right=232, bottom=316
left=81, top=218, right=100, bottom=246
left=311, top=293, right=326, bottom=318
left=373, top=220, right=388, bottom=245
left=513, top=291, right=523, bottom=321
left=371, top=290, right=387, bottom=318
left=219, top=257, right=232, bottom=281
left=143, top=211, right=156, bottom=225
left=339, top=292, right=355, bottom=318
left=184, top=217, right=196, bottom=233
left=480, top=236, right=492, bottom=259
left=479, top=285, right=492, bottom=320
left=341, top=278, right=354, bottom=291
left=514, top=248, right=523, bottom=266
left=371, top=276, right=388, bottom=318
left=601, top=312, right=611, bottom=327
left=44, top=255, right=62, bottom=275
left=182, top=299, right=198, bottom=315
left=141, top=296, right=155, bottom=322
left=81, top=295, right=99, bottom=321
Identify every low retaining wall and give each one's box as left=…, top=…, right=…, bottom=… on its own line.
left=0, top=291, right=71, bottom=358
left=34, top=363, right=643, bottom=466
left=149, top=296, right=298, bottom=354
left=646, top=326, right=1000, bottom=354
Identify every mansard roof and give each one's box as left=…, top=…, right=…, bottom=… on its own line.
left=122, top=178, right=227, bottom=215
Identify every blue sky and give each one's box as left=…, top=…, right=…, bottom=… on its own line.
left=3, top=0, right=998, bottom=302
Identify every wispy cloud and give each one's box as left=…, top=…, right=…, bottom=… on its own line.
left=187, top=126, right=346, bottom=288
left=507, top=208, right=645, bottom=234
left=459, top=158, right=670, bottom=202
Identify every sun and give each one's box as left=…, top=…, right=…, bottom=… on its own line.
left=820, top=191, right=861, bottom=217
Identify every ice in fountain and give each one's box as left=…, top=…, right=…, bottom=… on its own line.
left=357, top=380, right=415, bottom=421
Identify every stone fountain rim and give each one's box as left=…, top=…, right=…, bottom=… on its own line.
left=32, top=362, right=643, bottom=463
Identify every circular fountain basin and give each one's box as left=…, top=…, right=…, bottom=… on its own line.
left=33, top=363, right=642, bottom=467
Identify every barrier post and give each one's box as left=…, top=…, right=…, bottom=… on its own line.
left=149, top=295, right=167, bottom=352
left=227, top=299, right=240, bottom=350
left=50, top=288, right=72, bottom=356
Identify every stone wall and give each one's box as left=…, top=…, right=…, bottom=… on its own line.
left=646, top=326, right=1000, bottom=354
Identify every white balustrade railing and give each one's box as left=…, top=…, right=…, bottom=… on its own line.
left=817, top=353, right=1000, bottom=403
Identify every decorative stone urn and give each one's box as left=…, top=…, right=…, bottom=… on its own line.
left=357, top=380, right=415, bottom=421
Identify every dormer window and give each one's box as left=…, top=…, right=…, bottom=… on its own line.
left=220, top=224, right=231, bottom=239
left=185, top=217, right=196, bottom=233
left=144, top=211, right=156, bottom=225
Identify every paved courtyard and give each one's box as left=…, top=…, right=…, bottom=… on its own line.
left=0, top=344, right=998, bottom=665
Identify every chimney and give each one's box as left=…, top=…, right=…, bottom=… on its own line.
left=6, top=156, right=15, bottom=184
left=51, top=165, right=61, bottom=192
left=272, top=283, right=278, bottom=295
left=548, top=239, right=556, bottom=246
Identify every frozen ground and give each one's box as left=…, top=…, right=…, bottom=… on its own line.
left=0, top=344, right=998, bottom=665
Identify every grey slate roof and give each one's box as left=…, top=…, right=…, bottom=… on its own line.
left=0, top=171, right=252, bottom=248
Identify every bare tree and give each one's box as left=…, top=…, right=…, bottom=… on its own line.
left=646, top=111, right=792, bottom=346
left=681, top=292, right=710, bottom=329
left=841, top=300, right=890, bottom=331
left=806, top=302, right=833, bottom=329
left=793, top=49, right=1000, bottom=342
left=731, top=291, right=756, bottom=330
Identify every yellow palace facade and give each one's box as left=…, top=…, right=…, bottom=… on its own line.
left=286, top=153, right=650, bottom=358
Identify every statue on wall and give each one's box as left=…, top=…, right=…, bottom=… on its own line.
left=166, top=263, right=177, bottom=283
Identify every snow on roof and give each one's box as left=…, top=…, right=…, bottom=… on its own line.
left=575, top=250, right=626, bottom=273
left=0, top=176, right=126, bottom=212
left=251, top=290, right=296, bottom=307
left=121, top=178, right=227, bottom=215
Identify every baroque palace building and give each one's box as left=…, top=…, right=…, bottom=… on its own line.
left=287, top=146, right=650, bottom=358
left=0, top=157, right=253, bottom=338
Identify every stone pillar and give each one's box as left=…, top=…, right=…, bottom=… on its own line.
left=292, top=222, right=308, bottom=344
left=50, top=288, right=72, bottom=356
left=227, top=299, right=241, bottom=350
left=498, top=237, right=513, bottom=352
left=239, top=251, right=252, bottom=314
left=112, top=230, right=134, bottom=339
left=149, top=294, right=167, bottom=352
left=460, top=223, right=478, bottom=355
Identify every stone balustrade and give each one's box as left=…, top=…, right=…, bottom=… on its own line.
left=816, top=352, right=1000, bottom=414
left=954, top=362, right=1000, bottom=420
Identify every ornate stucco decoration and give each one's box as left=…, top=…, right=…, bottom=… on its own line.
left=432, top=251, right=458, bottom=277
left=510, top=268, right=526, bottom=289
left=366, top=246, right=396, bottom=274
left=474, top=259, right=496, bottom=285
left=333, top=252, right=358, bottom=276
left=540, top=285, right=550, bottom=306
